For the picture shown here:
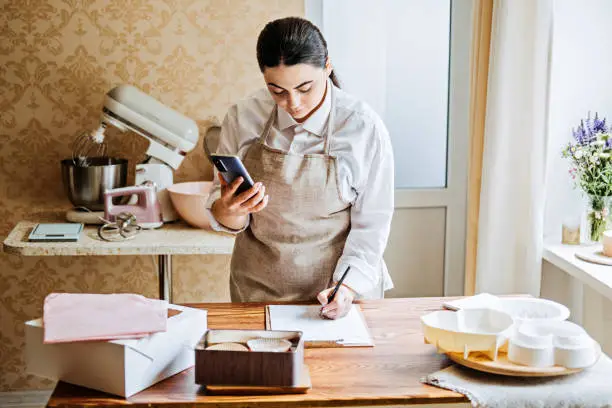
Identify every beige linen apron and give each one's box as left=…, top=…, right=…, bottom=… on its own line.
left=230, top=86, right=351, bottom=302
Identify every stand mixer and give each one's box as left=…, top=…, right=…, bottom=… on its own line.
left=66, top=84, right=199, bottom=226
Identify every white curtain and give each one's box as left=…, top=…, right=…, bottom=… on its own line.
left=475, top=0, right=553, bottom=295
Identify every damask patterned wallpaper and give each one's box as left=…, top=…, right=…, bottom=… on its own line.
left=0, top=0, right=303, bottom=391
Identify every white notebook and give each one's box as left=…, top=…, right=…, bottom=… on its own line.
left=266, top=304, right=373, bottom=347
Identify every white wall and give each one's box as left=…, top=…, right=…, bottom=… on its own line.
left=545, top=0, right=612, bottom=239
left=543, top=0, right=612, bottom=355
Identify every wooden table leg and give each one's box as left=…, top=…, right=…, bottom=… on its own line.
left=158, top=254, right=172, bottom=302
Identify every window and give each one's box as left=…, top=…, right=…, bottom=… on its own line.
left=313, top=0, right=451, bottom=188
left=308, top=0, right=472, bottom=296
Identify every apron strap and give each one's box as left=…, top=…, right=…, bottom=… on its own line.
left=323, top=83, right=336, bottom=156
left=259, top=104, right=278, bottom=145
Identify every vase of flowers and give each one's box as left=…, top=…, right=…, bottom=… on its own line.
left=583, top=194, right=612, bottom=243
left=562, top=112, right=612, bottom=243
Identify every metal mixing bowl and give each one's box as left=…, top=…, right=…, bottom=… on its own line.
left=61, top=157, right=128, bottom=211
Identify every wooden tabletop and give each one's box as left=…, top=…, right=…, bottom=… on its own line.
left=46, top=298, right=469, bottom=407
left=3, top=220, right=234, bottom=256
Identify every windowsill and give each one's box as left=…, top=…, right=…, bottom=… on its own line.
left=543, top=241, right=612, bottom=301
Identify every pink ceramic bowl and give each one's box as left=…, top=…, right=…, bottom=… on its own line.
left=167, top=181, right=213, bottom=229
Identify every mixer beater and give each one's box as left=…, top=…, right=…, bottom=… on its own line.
left=71, top=123, right=108, bottom=167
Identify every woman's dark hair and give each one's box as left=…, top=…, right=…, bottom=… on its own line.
left=256, top=17, right=340, bottom=88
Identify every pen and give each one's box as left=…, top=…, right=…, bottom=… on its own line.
left=327, top=266, right=351, bottom=304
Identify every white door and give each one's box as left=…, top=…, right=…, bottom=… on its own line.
left=307, top=0, right=473, bottom=296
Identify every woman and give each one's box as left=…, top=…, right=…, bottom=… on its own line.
left=206, top=17, right=394, bottom=319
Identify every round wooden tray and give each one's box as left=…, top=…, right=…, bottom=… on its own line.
left=575, top=247, right=612, bottom=266
left=446, top=349, right=600, bottom=377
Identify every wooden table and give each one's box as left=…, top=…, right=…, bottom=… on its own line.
left=2, top=219, right=235, bottom=302
left=46, top=298, right=469, bottom=407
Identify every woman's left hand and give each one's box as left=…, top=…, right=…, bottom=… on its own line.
left=317, top=284, right=356, bottom=319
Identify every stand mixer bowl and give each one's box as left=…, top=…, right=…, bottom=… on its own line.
left=61, top=157, right=128, bottom=211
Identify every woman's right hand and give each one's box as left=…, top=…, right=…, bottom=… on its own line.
left=211, top=176, right=269, bottom=230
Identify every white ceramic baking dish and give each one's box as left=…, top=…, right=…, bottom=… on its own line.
left=421, top=308, right=514, bottom=360
left=497, top=298, right=570, bottom=325
left=508, top=320, right=600, bottom=369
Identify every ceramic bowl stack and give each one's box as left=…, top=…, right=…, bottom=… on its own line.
left=421, top=295, right=601, bottom=376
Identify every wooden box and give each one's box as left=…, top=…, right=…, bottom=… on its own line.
left=195, top=329, right=304, bottom=387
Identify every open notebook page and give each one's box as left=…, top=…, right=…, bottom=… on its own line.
left=267, top=304, right=373, bottom=346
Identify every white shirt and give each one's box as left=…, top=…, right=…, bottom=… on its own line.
left=206, top=82, right=395, bottom=297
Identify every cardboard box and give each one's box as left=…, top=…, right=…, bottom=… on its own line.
left=25, top=304, right=207, bottom=397
left=195, top=329, right=304, bottom=387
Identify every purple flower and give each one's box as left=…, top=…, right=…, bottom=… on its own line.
left=572, top=112, right=609, bottom=146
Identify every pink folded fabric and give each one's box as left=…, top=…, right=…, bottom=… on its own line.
left=43, top=293, right=168, bottom=344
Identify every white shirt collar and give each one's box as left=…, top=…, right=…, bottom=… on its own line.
left=276, top=79, right=332, bottom=137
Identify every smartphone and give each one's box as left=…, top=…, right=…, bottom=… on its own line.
left=210, top=154, right=255, bottom=195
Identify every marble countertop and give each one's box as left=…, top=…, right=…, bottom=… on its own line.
left=2, top=218, right=235, bottom=256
